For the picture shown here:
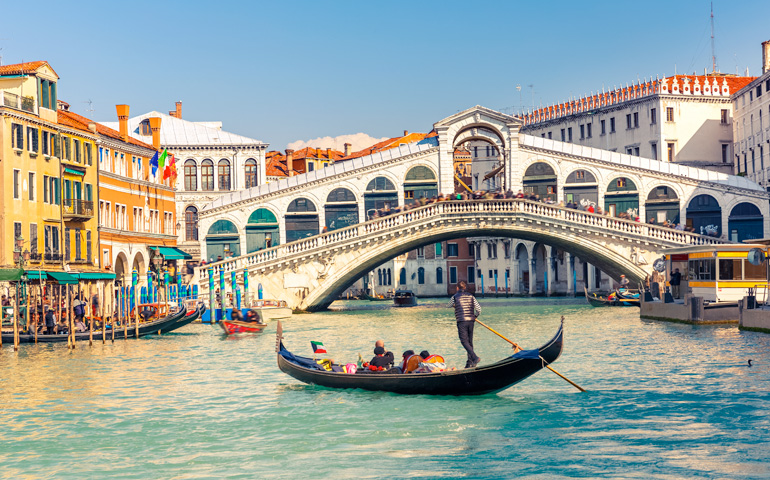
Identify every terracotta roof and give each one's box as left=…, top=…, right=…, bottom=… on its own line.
left=341, top=131, right=436, bottom=160
left=0, top=61, right=58, bottom=78
left=58, top=108, right=156, bottom=150
left=285, top=147, right=346, bottom=161
left=266, top=152, right=288, bottom=177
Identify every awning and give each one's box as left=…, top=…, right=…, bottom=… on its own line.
left=75, top=272, right=116, bottom=280
left=152, top=246, right=192, bottom=260
left=46, top=271, right=79, bottom=284
left=0, top=268, right=24, bottom=282
left=63, top=167, right=84, bottom=176
left=25, top=270, right=47, bottom=282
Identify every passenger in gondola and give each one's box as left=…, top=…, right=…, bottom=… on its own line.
left=55, top=316, right=68, bottom=334
left=74, top=317, right=88, bottom=332
left=368, top=346, right=393, bottom=371
left=140, top=306, right=155, bottom=322
left=374, top=339, right=395, bottom=365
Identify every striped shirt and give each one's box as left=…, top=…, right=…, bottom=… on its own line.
left=448, top=291, right=481, bottom=322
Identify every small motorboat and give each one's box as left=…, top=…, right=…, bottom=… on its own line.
left=251, top=299, right=292, bottom=321
left=393, top=290, right=417, bottom=307
left=220, top=319, right=268, bottom=335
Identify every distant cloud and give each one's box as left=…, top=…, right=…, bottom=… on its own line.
left=287, top=133, right=389, bottom=153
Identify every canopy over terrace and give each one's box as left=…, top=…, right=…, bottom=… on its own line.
left=152, top=247, right=192, bottom=260
left=23, top=270, right=78, bottom=284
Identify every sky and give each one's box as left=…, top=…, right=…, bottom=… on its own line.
left=2, top=0, right=770, bottom=152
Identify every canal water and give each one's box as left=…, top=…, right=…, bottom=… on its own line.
left=1, top=297, right=769, bottom=479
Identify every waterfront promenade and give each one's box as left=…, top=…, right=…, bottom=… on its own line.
left=1, top=298, right=768, bottom=478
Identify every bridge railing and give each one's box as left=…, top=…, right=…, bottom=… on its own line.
left=198, top=199, right=727, bottom=282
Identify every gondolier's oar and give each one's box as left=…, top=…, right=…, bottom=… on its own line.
left=474, top=317, right=586, bottom=393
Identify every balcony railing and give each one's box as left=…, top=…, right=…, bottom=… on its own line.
left=2, top=91, right=36, bottom=114
left=44, top=252, right=63, bottom=262
left=63, top=199, right=94, bottom=218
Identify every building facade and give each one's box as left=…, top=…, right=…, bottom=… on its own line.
left=521, top=74, right=755, bottom=175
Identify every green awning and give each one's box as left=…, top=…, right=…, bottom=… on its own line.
left=0, top=268, right=24, bottom=282
left=153, top=246, right=192, bottom=260
left=47, top=271, right=79, bottom=284
left=75, top=272, right=116, bottom=280
left=63, top=167, right=84, bottom=176
left=25, top=270, right=47, bottom=282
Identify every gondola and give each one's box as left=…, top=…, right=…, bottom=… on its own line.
left=1, top=305, right=188, bottom=344
left=160, top=303, right=206, bottom=334
left=275, top=319, right=564, bottom=395
left=220, top=319, right=267, bottom=335
left=584, top=287, right=639, bottom=307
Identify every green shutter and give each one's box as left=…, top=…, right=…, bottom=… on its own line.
left=64, top=180, right=71, bottom=200
left=85, top=184, right=92, bottom=202
left=51, top=82, right=56, bottom=109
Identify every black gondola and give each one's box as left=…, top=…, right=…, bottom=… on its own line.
left=275, top=319, right=564, bottom=395
left=584, top=287, right=639, bottom=307
left=1, top=303, right=203, bottom=344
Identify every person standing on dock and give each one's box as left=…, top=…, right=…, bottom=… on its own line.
left=670, top=268, right=682, bottom=299
left=448, top=281, right=482, bottom=368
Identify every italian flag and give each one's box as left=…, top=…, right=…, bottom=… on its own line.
left=311, top=341, right=327, bottom=354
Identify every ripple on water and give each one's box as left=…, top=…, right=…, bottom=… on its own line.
left=1, top=299, right=770, bottom=478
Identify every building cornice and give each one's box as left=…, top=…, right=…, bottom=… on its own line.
left=99, top=171, right=176, bottom=194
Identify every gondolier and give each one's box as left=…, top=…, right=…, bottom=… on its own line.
left=448, top=281, right=482, bottom=368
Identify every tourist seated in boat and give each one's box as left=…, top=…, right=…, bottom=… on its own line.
left=368, top=346, right=393, bottom=371
left=55, top=317, right=68, bottom=334
left=140, top=306, right=155, bottom=322
left=399, top=350, right=416, bottom=372
left=245, top=309, right=262, bottom=323
left=74, top=317, right=88, bottom=332
left=374, top=339, right=395, bottom=365
left=231, top=308, right=244, bottom=322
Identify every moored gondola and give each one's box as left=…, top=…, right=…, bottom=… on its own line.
left=275, top=319, right=564, bottom=395
left=584, top=287, right=639, bottom=307
left=1, top=305, right=191, bottom=344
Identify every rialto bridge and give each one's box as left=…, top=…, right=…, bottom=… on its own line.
left=194, top=106, right=769, bottom=310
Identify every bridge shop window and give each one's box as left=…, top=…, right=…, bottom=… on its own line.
left=205, top=219, right=240, bottom=261
left=201, top=159, right=214, bottom=191
left=365, top=177, right=398, bottom=219
left=246, top=208, right=279, bottom=253
left=286, top=198, right=319, bottom=243
left=404, top=166, right=437, bottom=203
left=325, top=188, right=359, bottom=231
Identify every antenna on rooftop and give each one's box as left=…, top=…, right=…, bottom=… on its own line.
left=83, top=99, right=94, bottom=115
left=710, top=2, right=717, bottom=73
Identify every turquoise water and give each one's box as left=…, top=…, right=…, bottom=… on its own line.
left=1, top=297, right=770, bottom=479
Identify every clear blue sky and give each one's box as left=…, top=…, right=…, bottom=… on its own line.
left=3, top=0, right=769, bottom=150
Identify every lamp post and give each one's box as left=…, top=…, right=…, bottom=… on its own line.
left=13, top=236, right=30, bottom=351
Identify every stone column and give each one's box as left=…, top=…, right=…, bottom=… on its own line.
left=529, top=258, right=537, bottom=295
left=587, top=263, right=597, bottom=291
left=566, top=252, right=575, bottom=296
left=511, top=259, right=521, bottom=294
left=545, top=246, right=554, bottom=296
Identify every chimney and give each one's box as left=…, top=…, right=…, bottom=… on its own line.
left=149, top=117, right=162, bottom=150
left=763, top=40, right=770, bottom=74
left=403, top=130, right=409, bottom=137
left=344, top=143, right=351, bottom=156
left=285, top=149, right=295, bottom=176
left=87, top=122, right=97, bottom=134
left=326, top=148, right=331, bottom=160
left=116, top=104, right=130, bottom=141
left=168, top=101, right=182, bottom=119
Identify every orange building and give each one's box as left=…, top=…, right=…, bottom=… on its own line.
left=58, top=105, right=182, bottom=288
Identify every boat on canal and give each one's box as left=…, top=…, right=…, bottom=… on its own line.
left=584, top=288, right=639, bottom=307
left=275, top=319, right=564, bottom=395
left=251, top=299, right=292, bottom=321
left=219, top=319, right=268, bottom=335
left=393, top=290, right=417, bottom=307
left=1, top=303, right=205, bottom=344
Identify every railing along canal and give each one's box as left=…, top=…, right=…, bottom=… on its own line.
left=199, top=199, right=727, bottom=282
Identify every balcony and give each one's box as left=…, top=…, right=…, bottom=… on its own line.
left=2, top=91, right=36, bottom=114
left=63, top=199, right=94, bottom=221
left=44, top=252, right=63, bottom=262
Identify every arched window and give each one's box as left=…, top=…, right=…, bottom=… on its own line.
left=205, top=219, right=240, bottom=261
left=185, top=206, right=198, bottom=241
left=184, top=160, right=197, bottom=191
left=218, top=159, right=231, bottom=191
left=325, top=187, right=358, bottom=230
left=244, top=159, right=258, bottom=188
left=201, top=159, right=214, bottom=191
left=377, top=269, right=383, bottom=286
left=285, top=198, right=319, bottom=242
left=399, top=268, right=406, bottom=285
left=387, top=268, right=392, bottom=286
left=404, top=166, right=438, bottom=202
left=436, top=267, right=443, bottom=284
left=418, top=267, right=425, bottom=285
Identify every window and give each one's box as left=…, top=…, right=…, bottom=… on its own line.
left=416, top=246, right=425, bottom=258
left=43, top=175, right=49, bottom=203
left=449, top=266, right=458, bottom=284
left=633, top=112, right=639, bottom=127
left=63, top=136, right=70, bottom=160
left=651, top=143, right=658, bottom=160
left=610, top=117, right=616, bottom=133
left=218, top=159, right=231, bottom=190
left=42, top=131, right=51, bottom=156
left=13, top=170, right=20, bottom=199
left=650, top=108, right=657, bottom=124
left=616, top=178, right=627, bottom=188
left=757, top=85, right=762, bottom=98
left=14, top=222, right=21, bottom=243
left=28, top=172, right=35, bottom=200
left=722, top=144, right=729, bottom=163
left=667, top=143, right=675, bottom=162
left=467, top=266, right=475, bottom=284
left=447, top=243, right=459, bottom=257
left=73, top=139, right=81, bottom=163
left=721, top=109, right=729, bottom=125
left=85, top=143, right=92, bottom=165
left=626, top=114, right=632, bottom=129
left=568, top=127, right=573, bottom=142
left=487, top=243, right=497, bottom=259
left=86, top=231, right=92, bottom=263
left=468, top=243, right=475, bottom=258
left=201, top=160, right=214, bottom=191
left=184, top=160, right=197, bottom=191
left=53, top=134, right=61, bottom=158
left=560, top=129, right=565, bottom=142
left=26, top=127, right=39, bottom=153
left=245, top=159, right=258, bottom=188
left=12, top=123, right=23, bottom=149
left=666, top=107, right=674, bottom=122
left=600, top=119, right=606, bottom=135
left=417, top=267, right=425, bottom=285
left=185, top=206, right=198, bottom=241
left=75, top=229, right=82, bottom=261
left=634, top=147, right=640, bottom=156
left=579, top=124, right=585, bottom=139
left=547, top=131, right=552, bottom=139
left=586, top=123, right=592, bottom=138
left=435, top=242, right=443, bottom=258
left=576, top=170, right=585, bottom=180
left=64, top=228, right=71, bottom=262
left=503, top=242, right=511, bottom=258
left=30, top=224, right=38, bottom=254
left=436, top=267, right=443, bottom=284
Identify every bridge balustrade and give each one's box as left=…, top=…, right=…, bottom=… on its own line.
left=199, top=199, right=727, bottom=282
